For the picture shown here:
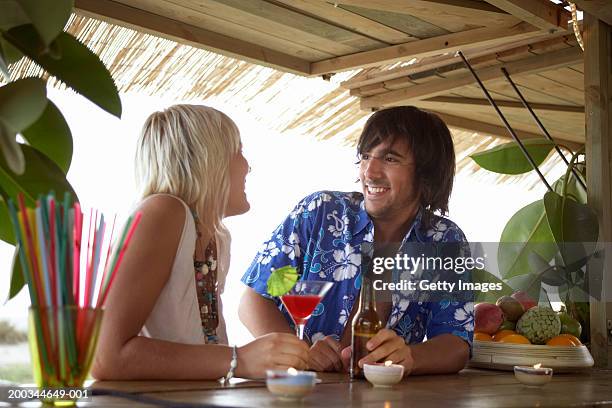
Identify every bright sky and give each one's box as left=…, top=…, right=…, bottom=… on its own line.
left=0, top=87, right=548, bottom=346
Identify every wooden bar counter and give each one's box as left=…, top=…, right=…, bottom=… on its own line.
left=80, top=368, right=612, bottom=407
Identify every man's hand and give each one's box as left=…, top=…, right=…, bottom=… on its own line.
left=307, top=336, right=343, bottom=372
left=357, top=329, right=414, bottom=375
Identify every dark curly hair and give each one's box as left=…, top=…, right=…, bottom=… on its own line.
left=357, top=106, right=455, bottom=219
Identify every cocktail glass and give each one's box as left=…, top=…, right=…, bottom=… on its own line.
left=281, top=281, right=333, bottom=340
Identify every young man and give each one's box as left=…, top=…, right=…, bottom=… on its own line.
left=239, top=106, right=473, bottom=375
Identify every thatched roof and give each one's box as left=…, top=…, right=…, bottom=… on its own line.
left=10, top=14, right=568, bottom=189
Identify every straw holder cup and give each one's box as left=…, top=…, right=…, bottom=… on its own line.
left=29, top=307, right=104, bottom=406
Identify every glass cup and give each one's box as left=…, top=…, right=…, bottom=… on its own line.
left=28, top=307, right=103, bottom=406
left=280, top=281, right=333, bottom=340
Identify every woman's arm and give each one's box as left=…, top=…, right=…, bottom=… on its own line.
left=92, top=196, right=308, bottom=380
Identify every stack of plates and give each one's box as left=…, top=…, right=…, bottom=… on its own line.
left=469, top=340, right=594, bottom=372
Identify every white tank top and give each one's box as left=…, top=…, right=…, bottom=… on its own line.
left=139, top=194, right=229, bottom=345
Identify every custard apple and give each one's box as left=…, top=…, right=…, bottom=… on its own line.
left=516, top=307, right=561, bottom=344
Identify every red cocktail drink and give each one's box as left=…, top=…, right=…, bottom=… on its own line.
left=281, top=294, right=322, bottom=325
left=281, top=281, right=333, bottom=340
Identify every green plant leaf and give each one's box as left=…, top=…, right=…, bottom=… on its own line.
left=7, top=244, right=25, bottom=302
left=470, top=138, right=555, bottom=175
left=21, top=101, right=72, bottom=173
left=0, top=1, right=29, bottom=31
left=267, top=265, right=298, bottom=297
left=0, top=36, right=23, bottom=64
left=544, top=191, right=598, bottom=244
left=16, top=0, right=73, bottom=46
left=0, top=119, right=24, bottom=174
left=3, top=25, right=122, bottom=118
left=498, top=200, right=557, bottom=279
left=552, top=165, right=587, bottom=204
left=528, top=251, right=567, bottom=286
left=0, top=143, right=76, bottom=207
left=506, top=273, right=542, bottom=304
left=0, top=52, right=9, bottom=80
left=0, top=197, right=15, bottom=244
left=471, top=268, right=513, bottom=303
left=544, top=191, right=599, bottom=273
left=0, top=77, right=47, bottom=132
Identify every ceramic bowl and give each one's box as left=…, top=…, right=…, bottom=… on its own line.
left=514, top=365, right=553, bottom=386
left=266, top=369, right=317, bottom=400
left=363, top=363, right=404, bottom=387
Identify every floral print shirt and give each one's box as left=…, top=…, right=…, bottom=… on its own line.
left=241, top=191, right=474, bottom=349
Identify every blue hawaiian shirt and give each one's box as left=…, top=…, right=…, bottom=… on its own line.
left=241, top=191, right=474, bottom=349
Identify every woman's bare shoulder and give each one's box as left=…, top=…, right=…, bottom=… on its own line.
left=134, top=195, right=187, bottom=236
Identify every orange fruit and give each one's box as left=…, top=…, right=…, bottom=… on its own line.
left=547, top=334, right=581, bottom=346
left=560, top=334, right=582, bottom=345
left=493, top=330, right=516, bottom=342
left=498, top=334, right=531, bottom=344
left=474, top=332, right=493, bottom=342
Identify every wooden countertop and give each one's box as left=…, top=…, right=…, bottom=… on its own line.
left=80, top=368, right=612, bottom=407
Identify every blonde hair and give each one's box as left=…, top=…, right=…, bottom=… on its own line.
left=135, top=104, right=240, bottom=236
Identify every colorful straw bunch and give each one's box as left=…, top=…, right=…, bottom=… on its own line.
left=6, top=192, right=141, bottom=384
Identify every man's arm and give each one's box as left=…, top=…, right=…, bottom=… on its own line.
left=239, top=287, right=293, bottom=337
left=405, top=333, right=469, bottom=374
left=342, top=330, right=468, bottom=375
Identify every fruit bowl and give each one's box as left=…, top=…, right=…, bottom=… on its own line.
left=469, top=340, right=594, bottom=372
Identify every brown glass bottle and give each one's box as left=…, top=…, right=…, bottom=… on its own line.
left=350, top=250, right=382, bottom=379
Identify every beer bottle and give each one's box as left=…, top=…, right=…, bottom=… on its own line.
left=350, top=245, right=382, bottom=379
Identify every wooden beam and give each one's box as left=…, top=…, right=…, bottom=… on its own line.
left=430, top=111, right=582, bottom=149
left=573, top=0, right=612, bottom=27
left=424, top=96, right=584, bottom=112
left=329, top=0, right=518, bottom=32
left=271, top=0, right=418, bottom=44
left=584, top=13, right=612, bottom=368
left=73, top=0, right=311, bottom=75
left=341, top=32, right=573, bottom=89
left=482, top=0, right=570, bottom=31
left=360, top=46, right=583, bottom=109
left=311, top=22, right=539, bottom=75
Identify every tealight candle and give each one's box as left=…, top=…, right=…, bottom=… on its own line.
left=363, top=360, right=405, bottom=387
left=266, top=368, right=317, bottom=400
left=514, top=363, right=553, bottom=387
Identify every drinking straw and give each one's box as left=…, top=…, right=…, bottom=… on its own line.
left=98, top=213, right=142, bottom=307
left=88, top=214, right=105, bottom=308
left=16, top=195, right=55, bottom=376
left=36, top=202, right=61, bottom=380
left=83, top=209, right=95, bottom=307
left=66, top=208, right=75, bottom=306
left=34, top=206, right=53, bottom=308
left=18, top=196, right=44, bottom=307
left=48, top=198, right=58, bottom=308
left=6, top=200, right=36, bottom=304
left=97, top=215, right=116, bottom=306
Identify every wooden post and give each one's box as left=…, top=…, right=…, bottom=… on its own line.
left=584, top=13, right=612, bottom=367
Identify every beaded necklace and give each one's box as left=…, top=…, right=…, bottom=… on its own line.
left=190, top=209, right=219, bottom=344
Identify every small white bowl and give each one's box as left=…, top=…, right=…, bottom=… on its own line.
left=363, top=363, right=405, bottom=387
left=266, top=370, right=317, bottom=400
left=514, top=365, right=553, bottom=387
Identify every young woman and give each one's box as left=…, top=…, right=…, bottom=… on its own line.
left=92, top=105, right=308, bottom=380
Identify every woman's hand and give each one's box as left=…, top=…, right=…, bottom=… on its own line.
left=236, top=333, right=310, bottom=378
left=357, top=329, right=414, bottom=375
left=307, top=336, right=343, bottom=372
